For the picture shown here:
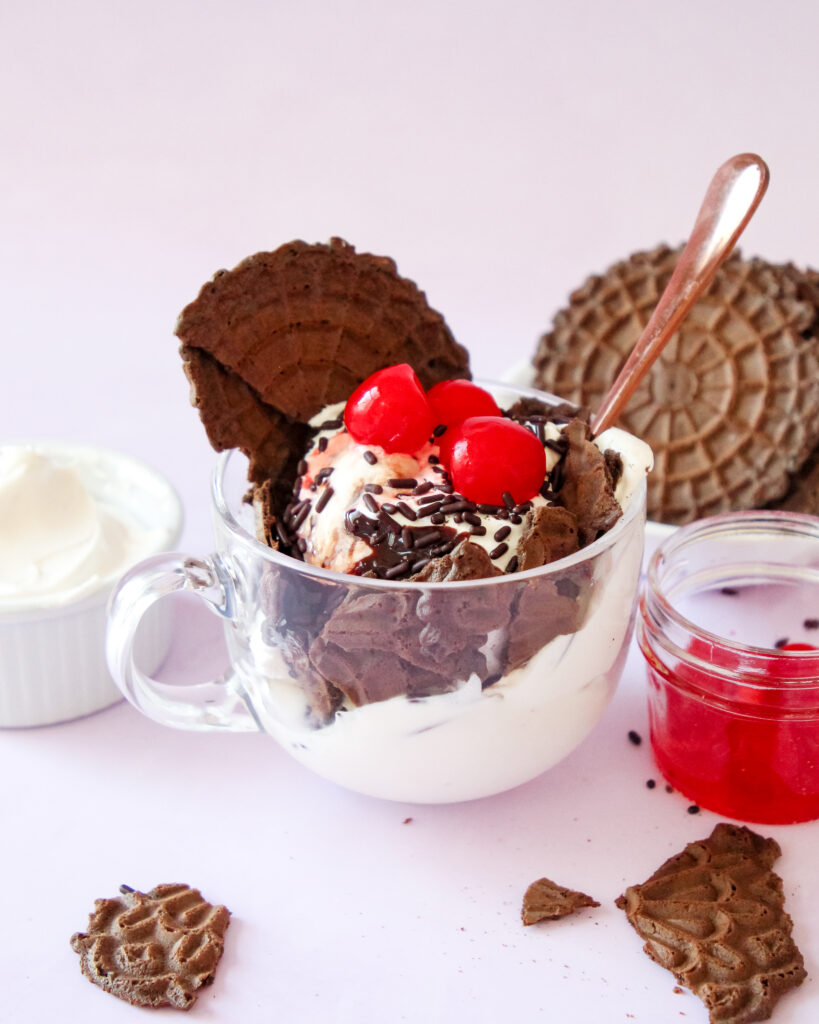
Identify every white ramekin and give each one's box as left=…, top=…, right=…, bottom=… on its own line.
left=0, top=443, right=183, bottom=728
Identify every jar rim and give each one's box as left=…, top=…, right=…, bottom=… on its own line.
left=642, top=510, right=819, bottom=691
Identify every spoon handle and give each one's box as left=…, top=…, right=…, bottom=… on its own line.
left=590, top=153, right=770, bottom=436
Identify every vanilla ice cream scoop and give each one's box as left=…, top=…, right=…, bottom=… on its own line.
left=277, top=401, right=653, bottom=580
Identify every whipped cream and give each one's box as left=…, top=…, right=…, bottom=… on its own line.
left=0, top=445, right=168, bottom=611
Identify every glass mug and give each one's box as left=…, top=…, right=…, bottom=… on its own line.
left=639, top=511, right=819, bottom=824
left=107, top=384, right=647, bottom=803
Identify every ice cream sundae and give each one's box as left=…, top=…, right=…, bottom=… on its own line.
left=171, top=238, right=652, bottom=800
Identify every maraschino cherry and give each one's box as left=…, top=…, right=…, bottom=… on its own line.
left=448, top=416, right=546, bottom=506
left=427, top=380, right=501, bottom=429
left=428, top=380, right=502, bottom=465
left=344, top=364, right=434, bottom=454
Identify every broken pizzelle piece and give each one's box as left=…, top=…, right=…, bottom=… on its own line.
left=521, top=877, right=600, bottom=925
left=615, top=824, right=806, bottom=1024
left=70, top=883, right=231, bottom=1010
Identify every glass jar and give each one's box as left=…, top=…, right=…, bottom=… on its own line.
left=639, top=511, right=819, bottom=824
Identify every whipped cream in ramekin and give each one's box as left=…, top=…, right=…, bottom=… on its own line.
left=0, top=443, right=182, bottom=728
left=0, top=446, right=167, bottom=611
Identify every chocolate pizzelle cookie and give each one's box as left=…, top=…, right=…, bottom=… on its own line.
left=521, top=877, right=599, bottom=925
left=70, top=883, right=230, bottom=1010
left=177, top=237, right=470, bottom=483
left=534, top=246, right=819, bottom=524
left=616, top=824, right=806, bottom=1024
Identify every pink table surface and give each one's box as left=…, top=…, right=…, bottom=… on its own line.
left=3, top=2, right=819, bottom=1020
left=3, top=537, right=819, bottom=1024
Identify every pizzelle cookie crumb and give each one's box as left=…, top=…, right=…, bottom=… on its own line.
left=521, top=877, right=600, bottom=925
left=70, top=883, right=230, bottom=1010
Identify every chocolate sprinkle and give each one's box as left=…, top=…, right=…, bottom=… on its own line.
left=428, top=454, right=440, bottom=464
left=502, top=491, right=515, bottom=509
left=381, top=502, right=398, bottom=514
left=774, top=637, right=790, bottom=649
left=476, top=503, right=501, bottom=515
left=363, top=450, right=378, bottom=465
left=317, top=436, right=329, bottom=453
left=628, top=730, right=642, bottom=746
left=297, top=459, right=308, bottom=475
left=430, top=512, right=445, bottom=525
left=388, top=477, right=418, bottom=489
left=364, top=483, right=383, bottom=494
left=505, top=555, right=518, bottom=573
left=396, top=501, right=417, bottom=521
left=291, top=500, right=311, bottom=530
left=687, top=805, right=701, bottom=814
left=805, top=618, right=819, bottom=630
left=362, top=492, right=380, bottom=514
left=414, top=481, right=434, bottom=496
left=414, top=530, right=442, bottom=548
left=440, top=500, right=472, bottom=514
left=493, top=525, right=511, bottom=542
left=469, top=525, right=486, bottom=536
left=646, top=779, right=656, bottom=789
left=315, top=416, right=343, bottom=431
left=416, top=502, right=443, bottom=519
left=315, top=486, right=334, bottom=513
left=385, top=561, right=412, bottom=579
left=489, top=542, right=508, bottom=560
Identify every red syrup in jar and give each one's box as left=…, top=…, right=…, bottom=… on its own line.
left=639, top=512, right=819, bottom=824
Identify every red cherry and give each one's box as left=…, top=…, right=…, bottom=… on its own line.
left=428, top=380, right=502, bottom=467
left=428, top=380, right=501, bottom=430
left=344, top=364, right=435, bottom=454
left=779, top=643, right=818, bottom=652
left=448, top=417, right=546, bottom=505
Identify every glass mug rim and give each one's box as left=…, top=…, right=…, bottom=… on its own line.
left=211, top=378, right=648, bottom=590
left=642, top=509, right=819, bottom=694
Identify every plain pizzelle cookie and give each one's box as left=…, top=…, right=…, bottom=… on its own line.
left=534, top=245, right=819, bottom=524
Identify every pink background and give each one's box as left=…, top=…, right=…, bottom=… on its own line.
left=3, top=3, right=819, bottom=1021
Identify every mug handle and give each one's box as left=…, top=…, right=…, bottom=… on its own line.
left=106, top=552, right=260, bottom=732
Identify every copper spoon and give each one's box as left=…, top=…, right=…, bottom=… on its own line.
left=590, top=153, right=770, bottom=436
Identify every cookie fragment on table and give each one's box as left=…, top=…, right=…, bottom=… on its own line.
left=615, top=823, right=806, bottom=1024
left=521, top=877, right=600, bottom=925
left=70, top=883, right=230, bottom=1010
